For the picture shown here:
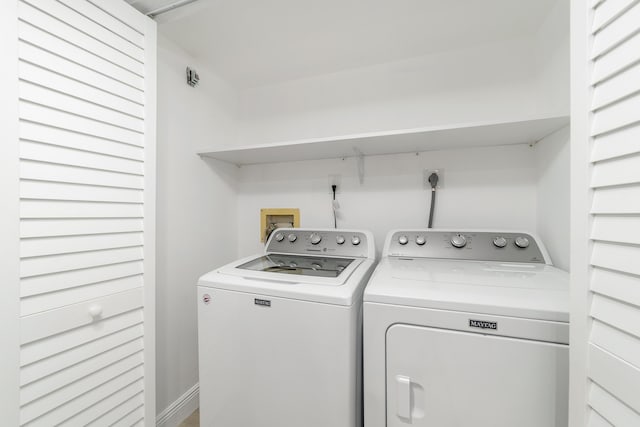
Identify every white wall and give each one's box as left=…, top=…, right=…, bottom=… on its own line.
left=237, top=37, right=547, bottom=146
left=535, top=0, right=570, bottom=117
left=237, top=144, right=539, bottom=258
left=535, top=126, right=570, bottom=270
left=236, top=14, right=569, bottom=147
left=156, top=34, right=239, bottom=417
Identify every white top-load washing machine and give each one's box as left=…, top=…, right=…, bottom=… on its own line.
left=198, top=228, right=376, bottom=427
left=364, top=230, right=569, bottom=427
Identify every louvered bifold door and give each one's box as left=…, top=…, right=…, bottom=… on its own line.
left=573, top=0, right=640, bottom=426
left=16, top=1, right=156, bottom=425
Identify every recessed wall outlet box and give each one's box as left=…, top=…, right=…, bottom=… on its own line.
left=260, top=208, right=300, bottom=242
left=423, top=169, right=444, bottom=189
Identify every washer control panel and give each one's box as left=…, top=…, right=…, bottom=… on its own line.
left=267, top=229, right=370, bottom=258
left=386, top=230, right=546, bottom=263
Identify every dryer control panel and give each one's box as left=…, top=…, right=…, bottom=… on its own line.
left=266, top=228, right=373, bottom=259
left=385, top=230, right=547, bottom=264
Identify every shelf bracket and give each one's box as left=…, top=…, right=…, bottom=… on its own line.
left=354, top=148, right=365, bottom=184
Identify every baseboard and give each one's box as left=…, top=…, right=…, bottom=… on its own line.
left=156, top=383, right=199, bottom=427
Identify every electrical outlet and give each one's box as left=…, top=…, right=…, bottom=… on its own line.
left=328, top=174, right=341, bottom=193
left=423, top=169, right=444, bottom=189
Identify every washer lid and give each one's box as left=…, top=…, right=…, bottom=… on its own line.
left=199, top=254, right=375, bottom=305
left=364, top=258, right=569, bottom=322
left=219, top=253, right=362, bottom=286
left=236, top=254, right=355, bottom=279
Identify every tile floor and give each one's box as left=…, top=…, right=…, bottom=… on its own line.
left=179, top=409, right=199, bottom=427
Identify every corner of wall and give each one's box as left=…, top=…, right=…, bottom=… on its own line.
left=534, top=0, right=570, bottom=117
left=156, top=32, right=240, bottom=417
left=156, top=383, right=199, bottom=427
left=535, top=125, right=570, bottom=270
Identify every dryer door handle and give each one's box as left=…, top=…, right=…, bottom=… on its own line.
left=395, top=375, right=412, bottom=420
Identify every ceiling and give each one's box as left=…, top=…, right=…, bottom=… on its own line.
left=129, top=0, right=559, bottom=88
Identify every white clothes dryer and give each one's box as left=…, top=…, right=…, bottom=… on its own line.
left=364, top=230, right=569, bottom=427
left=198, top=228, right=376, bottom=427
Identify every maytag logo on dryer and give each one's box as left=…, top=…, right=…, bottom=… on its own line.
left=469, top=319, right=498, bottom=330
left=254, top=298, right=271, bottom=307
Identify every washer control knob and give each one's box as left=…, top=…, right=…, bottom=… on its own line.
left=515, top=236, right=530, bottom=249
left=274, top=232, right=285, bottom=242
left=311, top=263, right=322, bottom=270
left=288, top=233, right=297, bottom=242
left=289, top=261, right=297, bottom=268
left=398, top=235, right=409, bottom=245
left=351, top=235, right=361, bottom=245
left=451, top=234, right=467, bottom=248
left=415, top=236, right=426, bottom=246
left=493, top=236, right=507, bottom=248
left=310, top=233, right=322, bottom=245
left=336, top=235, right=346, bottom=245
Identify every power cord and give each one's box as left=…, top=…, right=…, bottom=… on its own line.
left=332, top=184, right=338, bottom=229
left=428, top=172, right=439, bottom=228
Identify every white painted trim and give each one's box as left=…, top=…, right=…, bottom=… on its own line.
left=144, top=13, right=158, bottom=426
left=156, top=383, right=199, bottom=427
left=147, top=0, right=200, bottom=17
left=569, top=1, right=593, bottom=426
left=0, top=1, right=21, bottom=423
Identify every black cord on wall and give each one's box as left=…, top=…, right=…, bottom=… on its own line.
left=332, top=185, right=337, bottom=229
left=427, top=172, right=439, bottom=228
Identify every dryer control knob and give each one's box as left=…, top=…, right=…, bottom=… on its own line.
left=336, top=235, right=346, bottom=245
left=274, top=232, right=285, bottom=242
left=288, top=233, right=297, bottom=242
left=416, top=236, right=426, bottom=246
left=493, top=236, right=507, bottom=248
left=351, top=236, right=361, bottom=246
left=515, top=236, right=530, bottom=249
left=310, top=233, right=322, bottom=245
left=398, top=235, right=409, bottom=245
left=451, top=234, right=467, bottom=248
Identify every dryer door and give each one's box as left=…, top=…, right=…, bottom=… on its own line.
left=386, top=324, right=568, bottom=427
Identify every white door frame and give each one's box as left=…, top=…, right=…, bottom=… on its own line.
left=569, top=1, right=592, bottom=425
left=0, top=0, right=21, bottom=423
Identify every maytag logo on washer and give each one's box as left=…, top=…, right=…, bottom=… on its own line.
left=202, top=294, right=211, bottom=304
left=469, top=319, right=497, bottom=330
left=254, top=298, right=271, bottom=307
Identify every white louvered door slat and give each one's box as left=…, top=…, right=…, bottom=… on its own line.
left=18, top=41, right=145, bottom=105
left=18, top=21, right=144, bottom=90
left=20, top=141, right=145, bottom=175
left=20, top=121, right=145, bottom=160
left=18, top=61, right=145, bottom=118
left=57, top=0, right=145, bottom=47
left=69, top=383, right=145, bottom=426
left=9, top=1, right=156, bottom=425
left=588, top=411, right=614, bottom=427
left=22, top=0, right=145, bottom=61
left=20, top=311, right=145, bottom=366
left=20, top=261, right=144, bottom=296
left=17, top=1, right=145, bottom=75
left=20, top=325, right=144, bottom=385
left=572, top=0, right=640, bottom=425
left=589, top=382, right=640, bottom=426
